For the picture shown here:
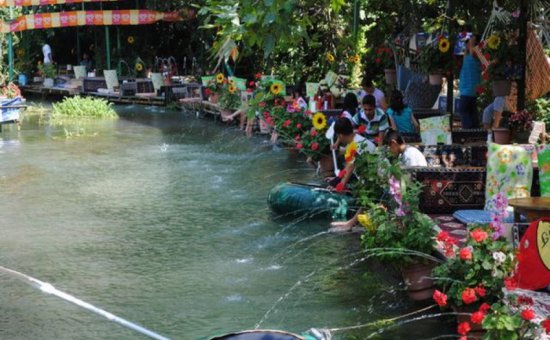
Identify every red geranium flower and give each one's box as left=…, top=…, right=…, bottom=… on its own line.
left=248, top=81, right=256, bottom=87
left=246, top=88, right=253, bottom=93
left=205, top=88, right=212, bottom=96
left=357, top=125, right=366, bottom=134
left=541, top=318, right=550, bottom=333
left=518, top=296, right=534, bottom=305
left=311, top=142, right=319, bottom=151
left=481, top=64, right=487, bottom=71
left=311, top=130, right=317, bottom=137
left=296, top=143, right=303, bottom=149
left=437, top=231, right=450, bottom=242
left=255, top=72, right=262, bottom=80
left=461, top=288, right=477, bottom=305
left=470, top=228, right=488, bottom=243
left=457, top=322, right=471, bottom=336
left=484, top=53, right=491, bottom=60
left=433, top=290, right=448, bottom=307
left=474, top=285, right=486, bottom=298
left=335, top=182, right=346, bottom=192
left=259, top=102, right=266, bottom=107
left=459, top=247, right=472, bottom=261
left=482, top=72, right=489, bottom=81
left=375, top=58, right=381, bottom=64
left=479, top=303, right=491, bottom=313
left=305, top=110, right=312, bottom=116
left=295, top=135, right=301, bottom=141
left=296, top=123, right=302, bottom=129
left=283, top=119, right=291, bottom=128
left=475, top=85, right=486, bottom=95
left=521, top=309, right=536, bottom=321
left=471, top=311, right=485, bottom=325
left=504, top=277, right=518, bottom=290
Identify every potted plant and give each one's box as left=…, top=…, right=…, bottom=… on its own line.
left=205, top=73, right=226, bottom=103
left=360, top=156, right=438, bottom=300
left=218, top=79, right=241, bottom=119
left=297, top=112, right=332, bottom=175
left=38, top=62, right=56, bottom=87
left=373, top=46, right=396, bottom=85
left=419, top=36, right=453, bottom=85
left=507, top=109, right=534, bottom=144
left=432, top=223, right=517, bottom=337
left=481, top=22, right=522, bottom=97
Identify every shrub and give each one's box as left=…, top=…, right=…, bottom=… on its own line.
left=52, top=96, right=117, bottom=118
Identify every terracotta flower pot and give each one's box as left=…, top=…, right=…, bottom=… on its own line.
left=209, top=93, right=220, bottom=104
left=384, top=68, right=397, bottom=85
left=429, top=74, right=443, bottom=85
left=492, top=80, right=511, bottom=97
left=492, top=128, right=512, bottom=144
left=401, top=262, right=435, bottom=301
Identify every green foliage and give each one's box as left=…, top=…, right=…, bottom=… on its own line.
left=482, top=301, right=540, bottom=340
left=359, top=154, right=437, bottom=265
left=37, top=63, right=56, bottom=79
left=433, top=224, right=516, bottom=307
left=218, top=84, right=241, bottom=110
left=52, top=96, right=117, bottom=118
left=528, top=95, right=550, bottom=131
left=352, top=149, right=398, bottom=206
left=418, top=38, right=454, bottom=74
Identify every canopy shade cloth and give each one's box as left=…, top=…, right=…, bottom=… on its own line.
left=1, top=10, right=182, bottom=33
left=0, top=0, right=116, bottom=6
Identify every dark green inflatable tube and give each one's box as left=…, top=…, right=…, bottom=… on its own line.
left=267, top=182, right=354, bottom=220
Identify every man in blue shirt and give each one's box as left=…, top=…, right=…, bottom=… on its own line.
left=458, top=34, right=482, bottom=129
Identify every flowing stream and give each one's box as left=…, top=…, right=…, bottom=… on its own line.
left=0, top=104, right=453, bottom=339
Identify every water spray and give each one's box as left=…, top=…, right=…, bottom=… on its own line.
left=0, top=266, right=170, bottom=340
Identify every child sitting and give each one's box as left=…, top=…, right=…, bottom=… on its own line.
left=352, top=94, right=390, bottom=144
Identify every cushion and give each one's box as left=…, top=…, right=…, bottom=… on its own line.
left=485, top=143, right=533, bottom=210
left=409, top=167, right=485, bottom=214
left=404, top=81, right=441, bottom=109
left=453, top=209, right=516, bottom=225
left=419, top=115, right=452, bottom=145
left=537, top=144, right=550, bottom=197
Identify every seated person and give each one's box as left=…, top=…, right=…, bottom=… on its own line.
left=341, top=92, right=359, bottom=122
left=357, top=77, right=388, bottom=111
left=329, top=130, right=426, bottom=232
left=384, top=130, right=427, bottom=167
left=482, top=96, right=508, bottom=130
left=292, top=88, right=308, bottom=110
left=80, top=52, right=93, bottom=73
left=328, top=118, right=375, bottom=192
left=386, top=90, right=419, bottom=133
left=351, top=94, right=389, bottom=144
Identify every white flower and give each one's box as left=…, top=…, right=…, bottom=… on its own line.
left=492, top=251, right=506, bottom=264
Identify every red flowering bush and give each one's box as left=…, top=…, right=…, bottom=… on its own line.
left=433, top=225, right=516, bottom=308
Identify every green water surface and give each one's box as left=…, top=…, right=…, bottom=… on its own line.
left=0, top=105, right=452, bottom=339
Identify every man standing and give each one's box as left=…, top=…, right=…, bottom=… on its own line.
left=42, top=43, right=53, bottom=64
left=458, top=34, right=481, bottom=129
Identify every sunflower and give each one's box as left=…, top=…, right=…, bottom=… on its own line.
left=487, top=35, right=501, bottom=50
left=326, top=52, right=335, bottom=63
left=228, top=85, right=237, bottom=94
left=357, top=213, right=376, bottom=233
left=127, top=36, right=135, bottom=44
left=135, top=63, right=144, bottom=72
left=270, top=83, right=282, bottom=95
left=216, top=73, right=225, bottom=84
left=312, top=112, right=327, bottom=131
left=438, top=38, right=450, bottom=53
left=344, top=141, right=358, bottom=163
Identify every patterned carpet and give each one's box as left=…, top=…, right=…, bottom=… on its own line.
left=430, top=214, right=468, bottom=247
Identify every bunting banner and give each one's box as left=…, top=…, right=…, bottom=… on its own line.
left=0, top=0, right=117, bottom=6
left=1, top=10, right=182, bottom=32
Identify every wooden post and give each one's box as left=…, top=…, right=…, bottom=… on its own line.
left=446, top=0, right=455, bottom=130
left=517, top=0, right=529, bottom=111
left=8, top=6, right=14, bottom=82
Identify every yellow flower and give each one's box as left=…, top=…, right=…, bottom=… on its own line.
left=487, top=35, right=501, bottom=50
left=135, top=63, right=144, bottom=72
left=127, top=36, right=135, bottom=44
left=344, top=141, right=358, bottom=162
left=229, top=78, right=236, bottom=86
left=438, top=38, right=450, bottom=53
left=326, top=52, right=335, bottom=63
left=216, top=73, right=225, bottom=84
left=312, top=112, right=327, bottom=131
left=358, top=213, right=376, bottom=233
left=228, top=85, right=237, bottom=94
left=270, top=83, right=282, bottom=95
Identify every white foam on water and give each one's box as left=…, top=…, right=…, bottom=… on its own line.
left=224, top=294, right=245, bottom=302
left=235, top=258, right=253, bottom=264
left=265, top=265, right=282, bottom=271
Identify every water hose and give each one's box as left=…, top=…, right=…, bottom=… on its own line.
left=0, top=265, right=170, bottom=340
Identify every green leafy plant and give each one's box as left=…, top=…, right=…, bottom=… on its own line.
left=52, top=96, right=117, bottom=118
left=418, top=36, right=454, bottom=74
left=218, top=82, right=241, bottom=110
left=481, top=299, right=543, bottom=340
left=433, top=224, right=516, bottom=308
left=296, top=112, right=329, bottom=161
left=481, top=21, right=523, bottom=81
left=37, top=62, right=56, bottom=79
left=360, top=156, right=437, bottom=265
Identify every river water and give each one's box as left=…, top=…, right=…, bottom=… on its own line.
left=0, top=105, right=452, bottom=339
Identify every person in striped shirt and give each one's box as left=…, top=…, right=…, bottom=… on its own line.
left=351, top=94, right=389, bottom=144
